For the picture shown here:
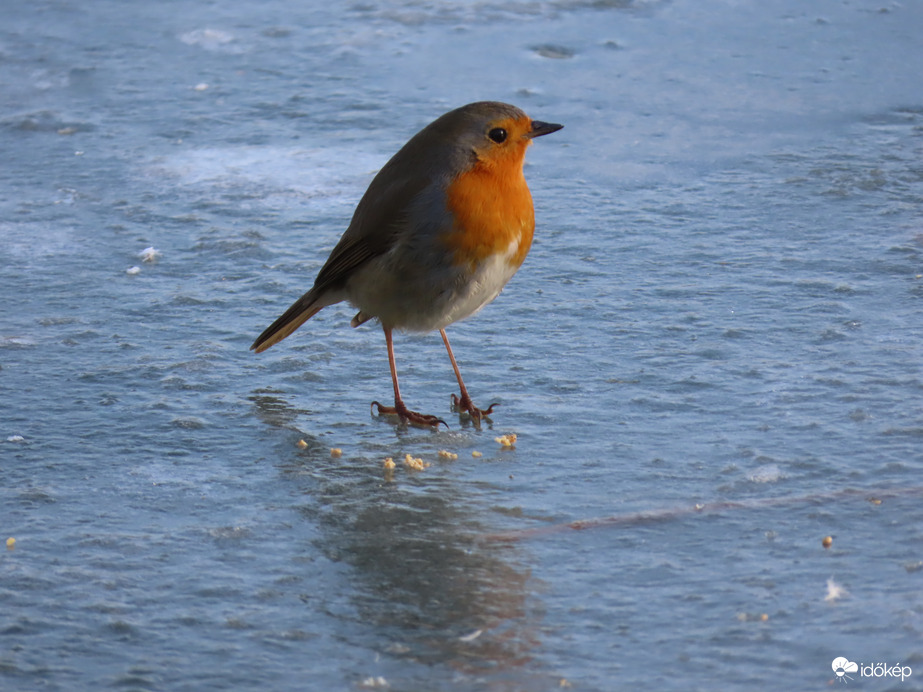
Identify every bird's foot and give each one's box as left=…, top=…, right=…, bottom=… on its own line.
left=450, top=393, right=498, bottom=423
left=371, top=400, right=447, bottom=428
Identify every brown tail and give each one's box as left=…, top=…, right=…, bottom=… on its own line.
left=251, top=289, right=323, bottom=353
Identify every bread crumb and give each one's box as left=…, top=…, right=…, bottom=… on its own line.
left=296, top=439, right=308, bottom=449
left=438, top=449, right=458, bottom=460
left=471, top=450, right=482, bottom=458
left=822, top=535, right=833, bottom=549
left=382, top=457, right=396, bottom=470
left=494, top=433, right=517, bottom=447
left=736, top=611, right=769, bottom=622
left=403, top=454, right=430, bottom=471
left=330, top=448, right=342, bottom=458
left=5, top=537, right=15, bottom=550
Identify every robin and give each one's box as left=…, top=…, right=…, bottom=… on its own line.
left=251, top=101, right=562, bottom=426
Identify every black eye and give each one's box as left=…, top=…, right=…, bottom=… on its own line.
left=488, top=127, right=507, bottom=143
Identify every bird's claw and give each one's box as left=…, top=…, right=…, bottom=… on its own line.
left=450, top=393, right=498, bottom=422
left=371, top=401, right=447, bottom=428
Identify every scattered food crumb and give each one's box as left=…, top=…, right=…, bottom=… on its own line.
left=495, top=433, right=517, bottom=447
left=825, top=578, right=848, bottom=602
left=471, top=450, right=482, bottom=458
left=138, top=246, right=161, bottom=263
left=760, top=613, right=769, bottom=621
left=360, top=676, right=389, bottom=688
left=559, top=679, right=572, bottom=688
left=194, top=83, right=209, bottom=91
left=458, top=629, right=482, bottom=642
left=125, top=266, right=141, bottom=275
left=330, top=448, right=342, bottom=458
left=694, top=503, right=705, bottom=511
left=822, top=535, right=833, bottom=549
left=6, top=537, right=15, bottom=550
left=382, top=457, right=396, bottom=470
left=403, top=454, right=430, bottom=471
left=6, top=435, right=25, bottom=443
left=868, top=497, right=882, bottom=505
left=296, top=439, right=308, bottom=449
left=438, top=449, right=458, bottom=460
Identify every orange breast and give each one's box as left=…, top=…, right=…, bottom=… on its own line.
left=443, top=155, right=535, bottom=269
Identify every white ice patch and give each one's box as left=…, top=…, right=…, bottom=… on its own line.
left=747, top=464, right=783, bottom=484
left=0, top=221, right=82, bottom=263
left=146, top=145, right=385, bottom=215
left=825, top=578, right=848, bottom=602
left=178, top=29, right=241, bottom=52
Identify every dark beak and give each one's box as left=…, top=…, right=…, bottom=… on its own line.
left=527, top=120, right=563, bottom=138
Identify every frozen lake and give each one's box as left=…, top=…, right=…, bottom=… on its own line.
left=2, top=1, right=922, bottom=690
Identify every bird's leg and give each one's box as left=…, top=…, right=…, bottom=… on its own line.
left=371, top=326, right=446, bottom=428
left=441, top=329, right=497, bottom=422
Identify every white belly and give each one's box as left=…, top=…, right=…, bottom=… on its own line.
left=346, top=238, right=522, bottom=332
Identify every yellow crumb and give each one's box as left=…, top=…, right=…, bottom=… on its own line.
left=822, top=535, right=833, bottom=549
left=296, top=439, right=308, bottom=449
left=403, top=453, right=430, bottom=470
left=330, top=448, right=342, bottom=458
left=471, top=450, right=482, bottom=458
left=494, top=433, right=517, bottom=447
left=6, top=537, right=15, bottom=550
left=438, top=450, right=458, bottom=460
left=760, top=613, right=769, bottom=621
left=382, top=457, right=396, bottom=470
left=868, top=497, right=882, bottom=505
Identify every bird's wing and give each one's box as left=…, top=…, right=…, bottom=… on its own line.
left=311, top=169, right=427, bottom=295
left=250, top=159, right=431, bottom=353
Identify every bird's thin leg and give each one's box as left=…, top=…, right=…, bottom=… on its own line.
left=371, top=326, right=446, bottom=428
left=440, top=329, right=497, bottom=422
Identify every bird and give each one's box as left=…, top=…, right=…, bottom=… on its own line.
left=251, top=101, right=562, bottom=427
